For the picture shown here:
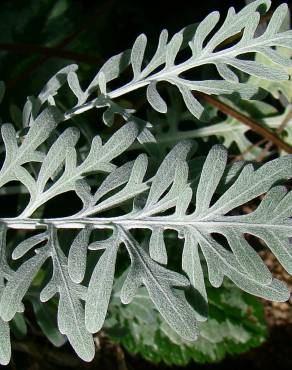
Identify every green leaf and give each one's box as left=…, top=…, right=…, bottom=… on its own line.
left=10, top=313, right=27, bottom=339
left=0, top=2, right=292, bottom=365
left=31, top=299, right=66, bottom=347
left=106, top=279, right=267, bottom=366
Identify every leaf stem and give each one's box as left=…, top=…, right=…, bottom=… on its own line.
left=1, top=217, right=290, bottom=232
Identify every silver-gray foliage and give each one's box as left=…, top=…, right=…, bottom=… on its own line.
left=0, top=126, right=291, bottom=362
left=0, top=0, right=292, bottom=365
left=63, top=0, right=292, bottom=123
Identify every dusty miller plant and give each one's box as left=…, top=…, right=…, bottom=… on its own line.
left=0, top=0, right=292, bottom=364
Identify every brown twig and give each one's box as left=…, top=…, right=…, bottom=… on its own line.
left=256, top=105, right=292, bottom=161
left=235, top=105, right=292, bottom=161
left=233, top=138, right=267, bottom=162
left=196, top=92, right=292, bottom=154
left=3, top=1, right=291, bottom=159
left=0, top=43, right=102, bottom=65
left=115, top=345, right=128, bottom=370
left=5, top=0, right=114, bottom=89
left=2, top=0, right=273, bottom=90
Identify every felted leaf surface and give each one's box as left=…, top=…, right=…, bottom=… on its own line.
left=0, top=1, right=292, bottom=366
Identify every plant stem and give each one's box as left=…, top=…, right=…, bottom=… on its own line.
left=5, top=0, right=115, bottom=89
left=0, top=43, right=102, bottom=65
left=256, top=105, right=292, bottom=161
left=1, top=217, right=290, bottom=232
left=197, top=93, right=292, bottom=154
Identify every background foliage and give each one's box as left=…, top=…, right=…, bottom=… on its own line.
left=0, top=0, right=291, bottom=369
